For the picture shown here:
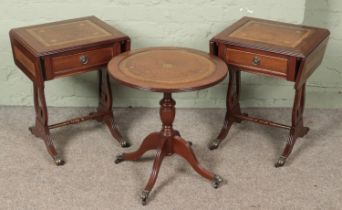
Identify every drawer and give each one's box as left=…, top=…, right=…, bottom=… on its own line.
left=226, top=48, right=288, bottom=78
left=45, top=47, right=114, bottom=79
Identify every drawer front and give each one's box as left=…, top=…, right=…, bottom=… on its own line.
left=226, top=48, right=288, bottom=77
left=48, top=47, right=114, bottom=78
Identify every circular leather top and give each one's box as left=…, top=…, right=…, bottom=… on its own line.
left=108, top=47, right=227, bottom=92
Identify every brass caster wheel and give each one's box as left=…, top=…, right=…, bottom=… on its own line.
left=120, top=140, right=131, bottom=148
left=275, top=156, right=287, bottom=168
left=211, top=175, right=223, bottom=189
left=54, top=158, right=65, bottom=166
left=140, top=190, right=150, bottom=205
left=208, top=139, right=220, bottom=150
left=114, top=154, right=124, bottom=164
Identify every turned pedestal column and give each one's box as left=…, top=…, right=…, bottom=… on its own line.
left=107, top=47, right=228, bottom=205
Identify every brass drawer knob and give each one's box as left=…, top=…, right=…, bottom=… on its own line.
left=252, top=56, right=261, bottom=66
left=80, top=55, right=88, bottom=65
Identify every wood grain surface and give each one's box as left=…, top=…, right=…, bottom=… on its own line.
left=108, top=47, right=228, bottom=92
left=209, top=16, right=330, bottom=167
left=10, top=16, right=128, bottom=56
left=212, top=16, right=330, bottom=58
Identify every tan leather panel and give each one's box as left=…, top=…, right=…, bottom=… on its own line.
left=229, top=20, right=312, bottom=48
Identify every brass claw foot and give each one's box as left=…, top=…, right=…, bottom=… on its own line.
left=208, top=139, right=221, bottom=150
left=114, top=154, right=124, bottom=164
left=275, top=156, right=287, bottom=168
left=140, top=190, right=150, bottom=205
left=211, top=175, right=223, bottom=189
left=120, top=140, right=131, bottom=148
left=54, top=156, right=65, bottom=166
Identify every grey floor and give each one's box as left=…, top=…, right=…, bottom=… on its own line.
left=0, top=106, right=341, bottom=210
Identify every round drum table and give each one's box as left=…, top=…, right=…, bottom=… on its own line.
left=108, top=47, right=227, bottom=205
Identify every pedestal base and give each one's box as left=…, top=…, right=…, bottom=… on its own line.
left=115, top=93, right=222, bottom=205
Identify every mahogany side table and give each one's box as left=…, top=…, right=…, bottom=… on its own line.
left=209, top=17, right=330, bottom=167
left=9, top=16, right=131, bottom=165
left=108, top=47, right=227, bottom=205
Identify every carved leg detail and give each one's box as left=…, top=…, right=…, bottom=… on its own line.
left=103, top=115, right=129, bottom=147
left=41, top=133, right=64, bottom=166
left=173, top=136, right=220, bottom=184
left=276, top=83, right=309, bottom=167
left=142, top=144, right=166, bottom=205
left=210, top=68, right=242, bottom=150
left=209, top=112, right=234, bottom=150
left=275, top=130, right=296, bottom=168
left=29, top=123, right=63, bottom=165
left=297, top=85, right=310, bottom=138
left=97, top=69, right=129, bottom=147
left=115, top=132, right=161, bottom=163
left=31, top=84, right=64, bottom=166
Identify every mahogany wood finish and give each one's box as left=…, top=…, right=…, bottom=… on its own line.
left=9, top=16, right=131, bottom=165
left=209, top=17, right=330, bottom=167
left=110, top=47, right=227, bottom=205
